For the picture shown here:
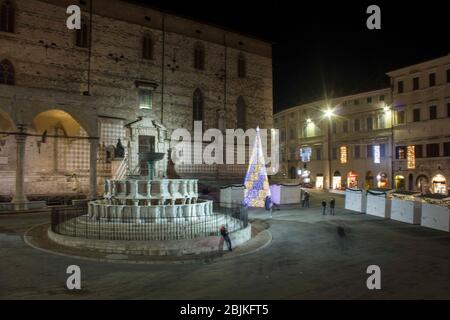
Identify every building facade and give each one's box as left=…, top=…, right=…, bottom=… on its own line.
left=388, top=54, right=450, bottom=194
left=274, top=89, right=393, bottom=191
left=274, top=54, right=450, bottom=195
left=0, top=0, right=273, bottom=208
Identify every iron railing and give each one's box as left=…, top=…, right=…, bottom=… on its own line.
left=51, top=203, right=248, bottom=241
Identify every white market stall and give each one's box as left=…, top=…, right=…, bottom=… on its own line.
left=420, top=194, right=450, bottom=232
left=344, top=188, right=366, bottom=213
left=366, top=189, right=393, bottom=218
left=269, top=183, right=302, bottom=205
left=389, top=191, right=422, bottom=224
left=220, top=184, right=245, bottom=208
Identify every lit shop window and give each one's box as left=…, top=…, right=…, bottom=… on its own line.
left=407, top=145, right=416, bottom=169
left=340, top=146, right=348, bottom=164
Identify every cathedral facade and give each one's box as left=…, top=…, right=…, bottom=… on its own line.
left=0, top=0, right=273, bottom=209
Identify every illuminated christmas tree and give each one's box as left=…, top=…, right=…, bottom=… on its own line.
left=243, top=127, right=271, bottom=207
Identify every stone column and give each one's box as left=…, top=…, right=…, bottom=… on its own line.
left=12, top=133, right=28, bottom=210
left=88, top=139, right=99, bottom=199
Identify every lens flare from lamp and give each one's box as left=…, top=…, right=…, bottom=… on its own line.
left=324, top=109, right=334, bottom=118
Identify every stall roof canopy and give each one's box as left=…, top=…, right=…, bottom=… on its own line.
left=369, top=188, right=393, bottom=192
left=392, top=191, right=421, bottom=196
left=420, top=194, right=450, bottom=200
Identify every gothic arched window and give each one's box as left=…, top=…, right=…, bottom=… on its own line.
left=236, top=96, right=247, bottom=129
left=193, top=88, right=204, bottom=123
left=75, top=19, right=89, bottom=48
left=142, top=36, right=153, bottom=60
left=194, top=43, right=205, bottom=70
left=238, top=53, right=246, bottom=78
left=0, top=1, right=15, bottom=33
left=0, top=59, right=15, bottom=85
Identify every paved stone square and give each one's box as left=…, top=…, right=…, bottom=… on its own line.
left=1, top=190, right=450, bottom=299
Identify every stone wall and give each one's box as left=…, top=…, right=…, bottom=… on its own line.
left=0, top=0, right=273, bottom=198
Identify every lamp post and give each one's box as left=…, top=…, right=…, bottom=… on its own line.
left=383, top=102, right=394, bottom=190
left=324, top=108, right=334, bottom=190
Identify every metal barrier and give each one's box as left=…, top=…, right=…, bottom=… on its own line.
left=50, top=203, right=248, bottom=241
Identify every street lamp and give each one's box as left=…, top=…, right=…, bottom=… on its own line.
left=324, top=108, right=334, bottom=119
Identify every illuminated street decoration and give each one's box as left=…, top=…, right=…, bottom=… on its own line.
left=340, top=146, right=348, bottom=164
left=300, top=147, right=311, bottom=162
left=407, top=145, right=415, bottom=169
left=374, top=145, right=380, bottom=164
left=243, top=127, right=270, bottom=207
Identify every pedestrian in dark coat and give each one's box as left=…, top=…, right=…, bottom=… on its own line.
left=329, top=198, right=336, bottom=215
left=220, top=225, right=232, bottom=251
left=304, top=192, right=310, bottom=208
left=321, top=199, right=327, bottom=215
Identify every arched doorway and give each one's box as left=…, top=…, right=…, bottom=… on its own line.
left=416, top=175, right=429, bottom=194
left=394, top=175, right=406, bottom=191
left=431, top=174, right=447, bottom=194
left=408, top=173, right=414, bottom=191
left=315, top=174, right=324, bottom=189
left=290, top=166, right=297, bottom=179
left=347, top=171, right=359, bottom=188
left=333, top=171, right=342, bottom=190
left=376, top=172, right=389, bottom=188
left=365, top=171, right=374, bottom=189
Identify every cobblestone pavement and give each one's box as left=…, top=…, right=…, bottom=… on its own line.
left=1, top=191, right=450, bottom=299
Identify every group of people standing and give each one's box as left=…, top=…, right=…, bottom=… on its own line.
left=302, top=191, right=336, bottom=215
left=321, top=198, right=336, bottom=215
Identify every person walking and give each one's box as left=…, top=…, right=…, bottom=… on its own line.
left=321, top=199, right=327, bottom=215
left=304, top=191, right=310, bottom=208
left=265, top=195, right=273, bottom=218
left=329, top=198, right=336, bottom=215
left=220, top=225, right=232, bottom=251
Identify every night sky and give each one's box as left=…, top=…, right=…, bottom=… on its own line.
left=128, top=0, right=450, bottom=113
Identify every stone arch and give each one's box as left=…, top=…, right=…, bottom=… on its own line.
left=27, top=107, right=96, bottom=138
left=31, top=109, right=92, bottom=140
left=0, top=109, right=16, bottom=131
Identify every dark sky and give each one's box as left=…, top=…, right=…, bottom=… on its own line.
left=128, top=0, right=450, bottom=113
